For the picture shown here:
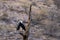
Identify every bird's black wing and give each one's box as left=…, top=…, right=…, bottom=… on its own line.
left=16, top=23, right=21, bottom=30
left=20, top=23, right=26, bottom=31
left=16, top=22, right=26, bottom=31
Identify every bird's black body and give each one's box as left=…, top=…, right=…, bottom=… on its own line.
left=17, top=22, right=26, bottom=31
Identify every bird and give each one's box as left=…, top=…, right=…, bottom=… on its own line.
left=16, top=20, right=26, bottom=31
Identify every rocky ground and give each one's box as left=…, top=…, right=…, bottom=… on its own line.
left=0, top=0, right=60, bottom=40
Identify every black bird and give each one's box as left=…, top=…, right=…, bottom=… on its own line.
left=17, top=21, right=26, bottom=31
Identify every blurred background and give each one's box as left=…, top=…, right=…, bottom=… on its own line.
left=0, top=0, right=60, bottom=40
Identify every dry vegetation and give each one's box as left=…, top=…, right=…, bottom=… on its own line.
left=0, top=0, right=60, bottom=40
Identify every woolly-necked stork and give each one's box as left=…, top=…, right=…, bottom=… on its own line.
left=16, top=20, right=26, bottom=31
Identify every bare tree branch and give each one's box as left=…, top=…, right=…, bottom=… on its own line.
left=23, top=4, right=32, bottom=40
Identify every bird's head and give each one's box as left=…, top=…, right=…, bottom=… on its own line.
left=17, top=20, right=24, bottom=23
left=20, top=20, right=23, bottom=23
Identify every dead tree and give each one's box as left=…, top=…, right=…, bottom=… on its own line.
left=22, top=4, right=32, bottom=40
left=19, top=4, right=32, bottom=40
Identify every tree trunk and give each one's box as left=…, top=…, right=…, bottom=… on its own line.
left=23, top=4, right=32, bottom=40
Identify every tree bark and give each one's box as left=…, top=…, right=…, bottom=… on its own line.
left=23, top=4, right=32, bottom=40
